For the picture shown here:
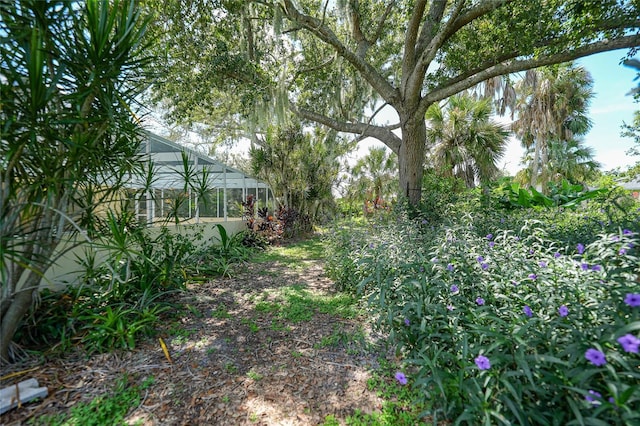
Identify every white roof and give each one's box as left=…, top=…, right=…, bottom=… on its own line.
left=129, top=132, right=270, bottom=191
left=620, top=176, right=640, bottom=191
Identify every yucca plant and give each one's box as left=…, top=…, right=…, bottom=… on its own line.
left=0, top=0, right=153, bottom=361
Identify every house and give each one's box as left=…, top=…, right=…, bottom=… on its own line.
left=41, top=132, right=274, bottom=289
left=130, top=132, right=274, bottom=224
left=621, top=176, right=640, bottom=199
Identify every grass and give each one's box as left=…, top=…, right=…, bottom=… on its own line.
left=246, top=369, right=263, bottom=381
left=253, top=284, right=360, bottom=323
left=29, top=375, right=154, bottom=426
left=315, top=324, right=370, bottom=355
left=252, top=236, right=326, bottom=267
left=210, top=304, right=232, bottom=319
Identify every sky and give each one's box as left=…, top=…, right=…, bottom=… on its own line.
left=499, top=49, right=639, bottom=175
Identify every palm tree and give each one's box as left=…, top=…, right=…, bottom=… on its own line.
left=512, top=63, right=594, bottom=191
left=426, top=94, right=509, bottom=188
left=350, top=146, right=398, bottom=207
left=518, top=138, right=600, bottom=187
left=250, top=121, right=350, bottom=221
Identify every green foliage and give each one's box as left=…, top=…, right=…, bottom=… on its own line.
left=325, top=198, right=640, bottom=424
left=250, top=121, right=350, bottom=224
left=29, top=375, right=154, bottom=426
left=79, top=304, right=167, bottom=353
left=426, top=94, right=509, bottom=188
left=186, top=224, right=253, bottom=277
left=492, top=178, right=608, bottom=209
left=512, top=64, right=596, bottom=189
left=342, top=146, right=398, bottom=213
left=0, top=0, right=153, bottom=360
left=414, top=170, right=466, bottom=223
left=15, top=213, right=207, bottom=355
left=254, top=284, right=360, bottom=324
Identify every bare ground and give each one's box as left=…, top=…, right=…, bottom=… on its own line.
left=1, top=253, right=393, bottom=425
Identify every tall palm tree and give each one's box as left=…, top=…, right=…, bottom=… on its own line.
left=512, top=63, right=594, bottom=190
left=426, top=94, right=509, bottom=188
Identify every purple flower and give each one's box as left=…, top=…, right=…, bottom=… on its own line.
left=481, top=262, right=489, bottom=270
left=529, top=249, right=534, bottom=254
left=577, top=243, right=585, bottom=254
left=624, top=293, right=640, bottom=307
left=617, top=334, right=640, bottom=353
left=612, top=235, right=620, bottom=242
left=420, top=266, right=425, bottom=272
left=623, top=229, right=632, bottom=235
left=476, top=297, right=485, bottom=306
left=619, top=248, right=627, bottom=255
left=446, top=263, right=454, bottom=271
left=404, top=318, right=410, bottom=326
left=523, top=305, right=533, bottom=317
left=590, top=265, right=602, bottom=272
left=539, top=261, right=547, bottom=268
left=486, top=234, right=493, bottom=240
left=369, top=243, right=374, bottom=249
left=474, top=355, right=491, bottom=370
left=554, top=252, right=561, bottom=258
left=585, top=348, right=607, bottom=366
left=450, top=284, right=459, bottom=293
left=447, top=304, right=454, bottom=311
left=477, top=255, right=484, bottom=262
left=394, top=372, right=407, bottom=385
left=421, top=219, right=428, bottom=225
left=488, top=241, right=495, bottom=248
left=528, top=273, right=537, bottom=280
left=585, top=390, right=602, bottom=405
left=558, top=305, right=569, bottom=317
left=511, top=280, right=518, bottom=286
left=580, top=262, right=589, bottom=271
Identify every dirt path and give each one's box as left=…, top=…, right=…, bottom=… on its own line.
left=1, top=247, right=389, bottom=425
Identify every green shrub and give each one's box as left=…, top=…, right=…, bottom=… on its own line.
left=326, top=206, right=640, bottom=424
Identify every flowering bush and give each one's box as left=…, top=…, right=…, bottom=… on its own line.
left=326, top=207, right=640, bottom=424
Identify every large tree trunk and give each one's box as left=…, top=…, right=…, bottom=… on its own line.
left=398, top=114, right=426, bottom=205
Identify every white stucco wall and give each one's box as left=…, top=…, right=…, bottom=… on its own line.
left=40, top=220, right=247, bottom=291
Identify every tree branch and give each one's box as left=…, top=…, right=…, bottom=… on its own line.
left=415, top=0, right=449, bottom=54
left=419, top=34, right=640, bottom=117
left=371, top=1, right=396, bottom=48
left=401, top=0, right=428, bottom=81
left=289, top=103, right=402, bottom=154
left=279, top=0, right=400, bottom=106
left=406, top=0, right=466, bottom=102
left=415, top=0, right=510, bottom=82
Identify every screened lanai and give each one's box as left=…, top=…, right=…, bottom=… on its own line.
left=127, top=132, right=274, bottom=225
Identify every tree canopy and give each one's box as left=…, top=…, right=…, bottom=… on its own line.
left=146, top=0, right=640, bottom=204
